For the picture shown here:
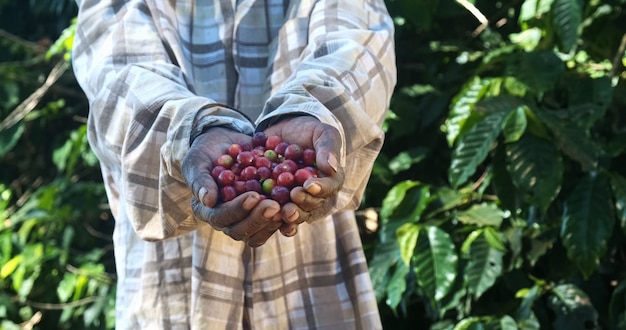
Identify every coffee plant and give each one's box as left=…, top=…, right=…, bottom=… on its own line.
left=0, top=2, right=115, bottom=329
left=365, top=0, right=626, bottom=329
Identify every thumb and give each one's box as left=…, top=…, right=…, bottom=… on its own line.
left=313, top=125, right=342, bottom=176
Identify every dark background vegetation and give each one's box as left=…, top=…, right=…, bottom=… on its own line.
left=2, top=0, right=626, bottom=329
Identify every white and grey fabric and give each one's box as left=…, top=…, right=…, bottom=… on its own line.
left=72, top=0, right=396, bottom=328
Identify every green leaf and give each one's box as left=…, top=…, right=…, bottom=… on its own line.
left=0, top=255, right=22, bottom=279
left=379, top=183, right=431, bottom=244
left=483, top=227, right=507, bottom=252
left=503, top=76, right=528, bottom=97
left=456, top=203, right=504, bottom=228
left=427, top=187, right=469, bottom=216
left=380, top=180, right=421, bottom=221
left=506, top=51, right=564, bottom=94
left=509, top=28, right=542, bottom=52
left=413, top=226, right=458, bottom=301
left=515, top=285, right=542, bottom=330
left=502, top=106, right=527, bottom=143
left=464, top=234, right=504, bottom=299
left=0, top=122, right=24, bottom=158
left=609, top=172, right=626, bottom=235
left=385, top=259, right=409, bottom=310
left=57, top=273, right=77, bottom=303
left=506, top=133, right=563, bottom=212
left=519, top=0, right=537, bottom=22
left=519, top=0, right=555, bottom=22
left=537, top=110, right=599, bottom=171
left=552, top=0, right=582, bottom=52
left=444, top=77, right=494, bottom=146
left=568, top=77, right=613, bottom=131
left=461, top=229, right=483, bottom=255
left=0, top=320, right=22, bottom=330
left=388, top=147, right=428, bottom=174
left=548, top=284, right=598, bottom=330
left=368, top=241, right=401, bottom=302
left=449, top=97, right=517, bottom=188
left=46, top=17, right=76, bottom=61
left=561, top=173, right=615, bottom=278
left=454, top=315, right=519, bottom=330
left=609, top=280, right=626, bottom=330
left=397, top=223, right=420, bottom=266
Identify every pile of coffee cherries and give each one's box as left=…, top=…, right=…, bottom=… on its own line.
left=211, top=132, right=318, bottom=205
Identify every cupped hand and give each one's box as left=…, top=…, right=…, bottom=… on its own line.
left=262, top=116, right=345, bottom=236
left=182, top=127, right=283, bottom=247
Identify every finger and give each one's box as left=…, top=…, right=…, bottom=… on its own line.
left=183, top=146, right=219, bottom=207
left=247, top=220, right=283, bottom=247
left=302, top=170, right=345, bottom=198
left=312, top=126, right=342, bottom=176
left=225, top=199, right=281, bottom=241
left=279, top=222, right=299, bottom=237
left=280, top=202, right=301, bottom=223
left=290, top=186, right=325, bottom=212
left=191, top=192, right=261, bottom=230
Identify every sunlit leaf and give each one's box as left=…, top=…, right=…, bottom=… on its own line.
left=506, top=133, right=563, bottom=212
left=380, top=180, right=421, bottom=221
left=397, top=223, right=420, bottom=266
left=464, top=234, right=504, bottom=299
left=519, top=0, right=555, bottom=22
left=461, top=230, right=483, bottom=255
left=57, top=273, right=76, bottom=303
left=413, top=226, right=458, bottom=301
left=449, top=97, right=514, bottom=188
left=548, top=284, right=598, bottom=329
left=456, top=203, right=504, bottom=228
left=483, top=227, right=507, bottom=252
left=0, top=255, right=22, bottom=279
left=509, top=28, right=542, bottom=52
left=444, top=77, right=494, bottom=146
left=502, top=106, right=527, bottom=143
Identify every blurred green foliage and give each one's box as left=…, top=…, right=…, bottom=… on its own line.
left=364, top=0, right=626, bottom=329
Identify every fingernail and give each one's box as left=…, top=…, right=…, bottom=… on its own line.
left=282, top=225, right=297, bottom=237
left=304, top=182, right=321, bottom=195
left=327, top=153, right=339, bottom=173
left=198, top=187, right=208, bottom=206
left=263, top=206, right=279, bottom=218
left=285, top=209, right=299, bottom=223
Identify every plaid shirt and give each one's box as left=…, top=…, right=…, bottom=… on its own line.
left=72, top=0, right=396, bottom=328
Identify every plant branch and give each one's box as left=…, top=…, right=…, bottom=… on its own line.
left=456, top=0, right=489, bottom=36
left=22, top=296, right=101, bottom=310
left=609, top=33, right=626, bottom=79
left=0, top=59, right=70, bottom=131
left=0, top=29, right=47, bottom=54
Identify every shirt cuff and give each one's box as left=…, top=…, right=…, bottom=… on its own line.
left=255, top=95, right=347, bottom=168
left=190, top=104, right=256, bottom=144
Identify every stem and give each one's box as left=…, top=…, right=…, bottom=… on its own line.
left=456, top=0, right=489, bottom=36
